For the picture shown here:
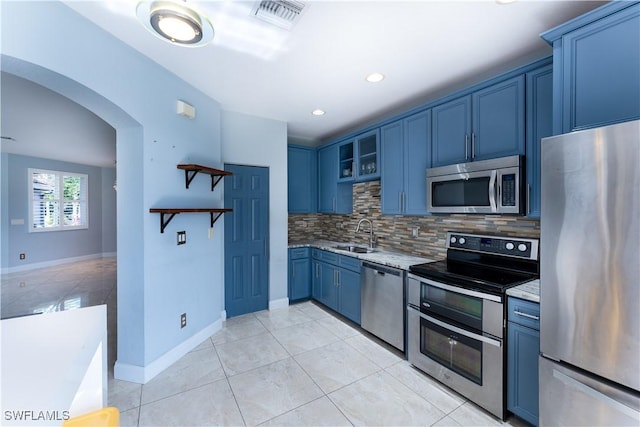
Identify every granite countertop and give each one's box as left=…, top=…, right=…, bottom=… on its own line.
left=289, top=240, right=437, bottom=271
left=507, top=279, right=540, bottom=303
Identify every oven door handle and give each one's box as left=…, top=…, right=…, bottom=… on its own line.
left=407, top=273, right=502, bottom=303
left=407, top=305, right=502, bottom=347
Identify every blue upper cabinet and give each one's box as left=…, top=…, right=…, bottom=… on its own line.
left=381, top=110, right=431, bottom=215
left=541, top=2, right=640, bottom=134
left=287, top=145, right=317, bottom=213
left=525, top=64, right=553, bottom=219
left=336, top=130, right=380, bottom=183
left=432, top=76, right=525, bottom=167
left=381, top=121, right=404, bottom=215
left=318, top=144, right=353, bottom=214
left=355, top=129, right=380, bottom=182
left=432, top=96, right=472, bottom=166
left=337, top=139, right=355, bottom=182
left=318, top=145, right=338, bottom=213
left=472, top=75, right=525, bottom=161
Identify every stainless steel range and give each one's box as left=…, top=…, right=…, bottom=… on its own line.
left=407, top=232, right=539, bottom=420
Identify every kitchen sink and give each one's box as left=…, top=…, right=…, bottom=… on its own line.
left=333, top=245, right=377, bottom=254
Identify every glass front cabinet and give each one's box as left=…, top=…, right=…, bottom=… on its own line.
left=337, top=129, right=380, bottom=183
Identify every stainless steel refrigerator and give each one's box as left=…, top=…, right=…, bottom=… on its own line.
left=539, top=120, right=640, bottom=425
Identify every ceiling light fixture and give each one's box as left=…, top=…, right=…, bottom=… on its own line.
left=137, top=1, right=214, bottom=47
left=365, top=73, right=385, bottom=83
left=311, top=109, right=326, bottom=116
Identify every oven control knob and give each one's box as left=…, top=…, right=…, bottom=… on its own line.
left=459, top=237, right=466, bottom=245
left=450, top=236, right=457, bottom=244
left=506, top=242, right=515, bottom=250
left=518, top=243, right=528, bottom=252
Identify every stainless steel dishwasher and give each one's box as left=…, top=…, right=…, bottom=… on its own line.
left=360, top=261, right=406, bottom=351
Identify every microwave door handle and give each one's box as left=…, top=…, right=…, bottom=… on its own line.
left=488, top=170, right=497, bottom=212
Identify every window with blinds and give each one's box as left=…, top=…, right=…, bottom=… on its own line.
left=29, top=168, right=88, bottom=232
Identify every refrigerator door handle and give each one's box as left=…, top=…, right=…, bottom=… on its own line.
left=552, top=367, right=640, bottom=418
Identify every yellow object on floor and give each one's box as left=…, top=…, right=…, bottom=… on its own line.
left=62, top=407, right=119, bottom=427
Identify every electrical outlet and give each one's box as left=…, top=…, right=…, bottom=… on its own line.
left=177, top=231, right=186, bottom=245
left=180, top=313, right=187, bottom=328
left=19, top=253, right=25, bottom=260
left=411, top=227, right=420, bottom=238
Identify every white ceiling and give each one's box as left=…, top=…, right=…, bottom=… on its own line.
left=62, top=0, right=606, bottom=146
left=4, top=0, right=608, bottom=161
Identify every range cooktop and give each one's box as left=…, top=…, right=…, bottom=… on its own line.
left=409, top=232, right=540, bottom=296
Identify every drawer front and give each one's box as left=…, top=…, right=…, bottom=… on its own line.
left=289, top=247, right=310, bottom=260
left=508, top=297, right=540, bottom=330
left=313, top=249, right=339, bottom=265
left=339, top=254, right=361, bottom=272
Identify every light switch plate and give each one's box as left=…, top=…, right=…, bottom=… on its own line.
left=177, top=230, right=186, bottom=245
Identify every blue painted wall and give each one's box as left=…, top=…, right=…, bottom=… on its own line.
left=5, top=154, right=112, bottom=269
left=1, top=1, right=226, bottom=380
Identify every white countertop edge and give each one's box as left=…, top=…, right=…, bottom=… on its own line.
left=507, top=279, right=540, bottom=303
left=289, top=240, right=437, bottom=270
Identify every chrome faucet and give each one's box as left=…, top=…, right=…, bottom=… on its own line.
left=355, top=218, right=375, bottom=249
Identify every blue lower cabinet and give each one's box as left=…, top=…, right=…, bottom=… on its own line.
left=310, top=250, right=361, bottom=325
left=337, top=267, right=360, bottom=324
left=319, top=262, right=339, bottom=311
left=288, top=248, right=310, bottom=302
left=507, top=297, right=540, bottom=426
left=311, top=260, right=322, bottom=300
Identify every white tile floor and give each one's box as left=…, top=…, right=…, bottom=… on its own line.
left=2, top=259, right=529, bottom=427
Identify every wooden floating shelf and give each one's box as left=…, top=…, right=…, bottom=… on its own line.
left=177, top=164, right=232, bottom=191
left=149, top=208, right=232, bottom=233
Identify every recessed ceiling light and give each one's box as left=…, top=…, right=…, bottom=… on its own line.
left=311, top=109, right=326, bottom=116
left=495, top=0, right=517, bottom=4
left=365, top=73, right=385, bottom=83
left=137, top=1, right=214, bottom=47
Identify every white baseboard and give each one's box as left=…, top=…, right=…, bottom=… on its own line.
left=2, top=252, right=115, bottom=275
left=269, top=297, right=289, bottom=310
left=113, top=314, right=224, bottom=384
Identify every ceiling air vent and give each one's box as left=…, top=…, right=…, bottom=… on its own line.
left=251, top=0, right=306, bottom=30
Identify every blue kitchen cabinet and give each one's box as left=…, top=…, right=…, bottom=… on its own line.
left=337, top=267, right=361, bottom=324
left=432, top=76, right=525, bottom=167
left=381, top=110, right=431, bottom=215
left=355, top=129, right=380, bottom=182
left=525, top=64, right=553, bottom=219
left=287, top=146, right=317, bottom=213
left=432, top=96, right=471, bottom=166
left=335, top=130, right=380, bottom=183
left=337, top=139, right=355, bottom=182
left=381, top=121, right=404, bottom=214
left=318, top=145, right=337, bottom=212
left=311, top=250, right=361, bottom=324
left=311, top=259, right=322, bottom=300
left=541, top=2, right=640, bottom=134
left=472, top=75, right=525, bottom=161
left=288, top=248, right=311, bottom=302
left=507, top=297, right=540, bottom=426
left=318, top=145, right=353, bottom=214
left=337, top=254, right=362, bottom=324
left=319, top=262, right=339, bottom=311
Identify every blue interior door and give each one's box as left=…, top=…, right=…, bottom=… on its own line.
left=224, top=164, right=269, bottom=317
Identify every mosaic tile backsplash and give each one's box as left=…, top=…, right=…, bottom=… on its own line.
left=288, top=180, right=540, bottom=260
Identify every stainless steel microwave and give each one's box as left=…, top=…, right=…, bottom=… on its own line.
left=426, top=155, right=524, bottom=215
